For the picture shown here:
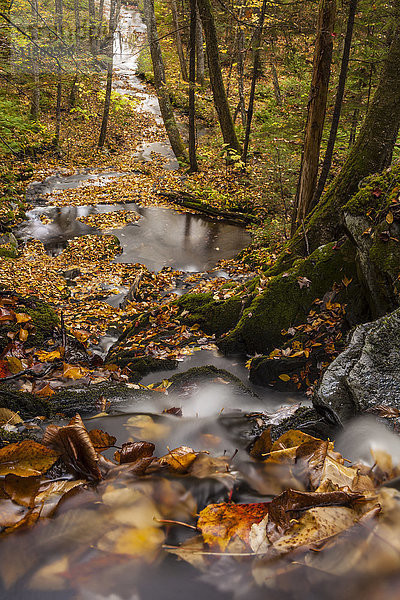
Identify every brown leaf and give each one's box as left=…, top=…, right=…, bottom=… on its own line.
left=295, top=439, right=329, bottom=490
left=0, top=441, right=60, bottom=477
left=266, top=489, right=364, bottom=541
left=197, top=502, right=269, bottom=551
left=250, top=428, right=272, bottom=459
left=189, top=454, right=231, bottom=480
left=4, top=474, right=41, bottom=507
left=114, top=441, right=155, bottom=464
left=0, top=408, right=23, bottom=426
left=88, top=429, right=117, bottom=453
left=43, top=414, right=101, bottom=481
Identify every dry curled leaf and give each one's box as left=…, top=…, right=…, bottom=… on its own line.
left=43, top=414, right=101, bottom=481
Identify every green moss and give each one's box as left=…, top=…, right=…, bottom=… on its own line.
left=218, top=240, right=365, bottom=355
left=344, top=165, right=400, bottom=217
left=177, top=292, right=243, bottom=336
left=369, top=236, right=400, bottom=279
left=25, top=303, right=59, bottom=346
left=0, top=387, right=52, bottom=419
left=0, top=428, right=39, bottom=448
left=108, top=353, right=177, bottom=381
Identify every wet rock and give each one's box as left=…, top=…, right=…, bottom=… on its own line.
left=163, top=365, right=257, bottom=397
left=314, top=308, right=400, bottom=423
left=62, top=268, right=81, bottom=280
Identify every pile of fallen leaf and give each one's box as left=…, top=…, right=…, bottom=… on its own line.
left=0, top=294, right=128, bottom=397
left=1, top=413, right=400, bottom=598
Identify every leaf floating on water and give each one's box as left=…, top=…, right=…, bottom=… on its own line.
left=197, top=502, right=269, bottom=551
left=4, top=474, right=41, bottom=508
left=0, top=441, right=60, bottom=477
left=97, top=526, right=165, bottom=559
left=88, top=429, right=117, bottom=453
left=43, top=414, right=101, bottom=481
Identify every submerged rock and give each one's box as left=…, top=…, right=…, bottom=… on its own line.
left=314, top=307, right=400, bottom=423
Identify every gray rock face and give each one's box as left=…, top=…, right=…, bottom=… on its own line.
left=313, top=307, right=400, bottom=423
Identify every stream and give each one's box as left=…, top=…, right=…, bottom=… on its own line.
left=3, top=5, right=369, bottom=600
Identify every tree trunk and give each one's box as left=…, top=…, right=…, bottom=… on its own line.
left=291, top=0, right=336, bottom=235
left=195, top=3, right=205, bottom=86
left=312, top=0, right=357, bottom=209
left=270, top=57, right=282, bottom=106
left=30, top=0, right=40, bottom=120
left=170, top=0, right=188, bottom=81
left=196, top=0, right=240, bottom=155
left=236, top=27, right=246, bottom=127
left=275, top=11, right=400, bottom=271
left=188, top=0, right=198, bottom=171
left=242, top=0, right=268, bottom=164
left=143, top=0, right=188, bottom=164
left=54, top=0, right=63, bottom=150
left=98, top=0, right=118, bottom=148
left=74, top=0, right=80, bottom=46
left=88, top=0, right=96, bottom=53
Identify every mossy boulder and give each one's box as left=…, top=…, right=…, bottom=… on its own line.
left=218, top=240, right=367, bottom=356
left=163, top=364, right=257, bottom=397
left=176, top=291, right=245, bottom=336
left=343, top=164, right=400, bottom=317
left=0, top=295, right=59, bottom=354
left=107, top=352, right=178, bottom=381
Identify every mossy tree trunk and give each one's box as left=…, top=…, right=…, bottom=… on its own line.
left=274, top=6, right=400, bottom=272
left=196, top=0, right=241, bottom=155
left=143, top=0, right=188, bottom=164
left=291, top=0, right=336, bottom=235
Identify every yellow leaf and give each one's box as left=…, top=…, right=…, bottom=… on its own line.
left=0, top=408, right=23, bottom=426
left=6, top=356, right=23, bottom=374
left=19, top=328, right=29, bottom=342
left=342, top=276, right=352, bottom=288
left=279, top=374, right=291, bottom=382
left=62, top=363, right=90, bottom=379
left=386, top=212, right=394, bottom=224
left=15, top=313, right=32, bottom=324
left=35, top=349, right=63, bottom=362
left=0, top=441, right=60, bottom=477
